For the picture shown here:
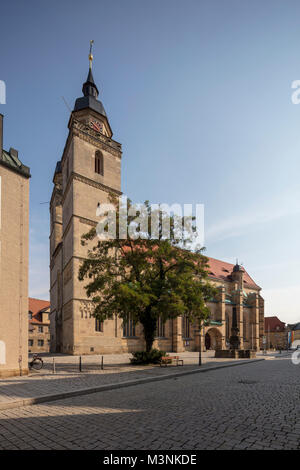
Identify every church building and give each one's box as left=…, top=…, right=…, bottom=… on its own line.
left=50, top=52, right=264, bottom=355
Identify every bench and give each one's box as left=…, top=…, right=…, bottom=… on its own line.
left=160, top=356, right=184, bottom=367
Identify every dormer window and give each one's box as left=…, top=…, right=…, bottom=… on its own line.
left=95, top=150, right=103, bottom=175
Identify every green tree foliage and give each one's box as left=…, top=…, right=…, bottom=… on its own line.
left=79, top=197, right=217, bottom=352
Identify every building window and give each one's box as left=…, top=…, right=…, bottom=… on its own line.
left=38, top=326, right=43, bottom=333
left=28, top=312, right=33, bottom=320
left=123, top=316, right=136, bottom=337
left=95, top=150, right=104, bottom=175
left=182, top=316, right=190, bottom=338
left=28, top=339, right=33, bottom=347
left=38, top=340, right=44, bottom=347
left=156, top=317, right=165, bottom=337
left=95, top=318, right=103, bottom=332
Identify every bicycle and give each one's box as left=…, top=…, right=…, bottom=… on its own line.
left=28, top=354, right=44, bottom=370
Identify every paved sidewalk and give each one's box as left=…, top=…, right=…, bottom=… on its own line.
left=0, top=352, right=266, bottom=410
left=0, top=357, right=296, bottom=450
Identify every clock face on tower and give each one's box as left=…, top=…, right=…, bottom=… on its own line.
left=90, top=119, right=104, bottom=134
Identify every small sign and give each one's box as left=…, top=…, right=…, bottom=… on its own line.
left=262, top=335, right=267, bottom=345
left=0, top=340, right=6, bottom=365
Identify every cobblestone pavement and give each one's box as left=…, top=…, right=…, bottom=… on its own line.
left=0, top=352, right=254, bottom=406
left=0, top=356, right=298, bottom=450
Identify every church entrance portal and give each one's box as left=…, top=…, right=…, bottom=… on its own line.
left=205, top=328, right=222, bottom=350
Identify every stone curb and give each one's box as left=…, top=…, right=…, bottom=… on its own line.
left=0, top=358, right=264, bottom=411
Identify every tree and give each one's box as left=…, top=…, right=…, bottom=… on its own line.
left=79, top=197, right=217, bottom=352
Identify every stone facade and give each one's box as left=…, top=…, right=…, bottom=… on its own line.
left=50, top=68, right=265, bottom=355
left=264, top=316, right=287, bottom=350
left=0, top=114, right=30, bottom=377
left=28, top=298, right=51, bottom=353
left=179, top=259, right=264, bottom=353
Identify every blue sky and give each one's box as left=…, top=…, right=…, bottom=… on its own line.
left=1, top=0, right=300, bottom=323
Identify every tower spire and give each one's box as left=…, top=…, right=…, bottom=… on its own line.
left=73, top=40, right=107, bottom=119
left=89, top=40, right=94, bottom=70
left=82, top=40, right=99, bottom=99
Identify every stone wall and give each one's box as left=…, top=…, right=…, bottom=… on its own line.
left=0, top=165, right=29, bottom=377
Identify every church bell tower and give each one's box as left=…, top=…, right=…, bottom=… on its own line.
left=50, top=42, right=123, bottom=354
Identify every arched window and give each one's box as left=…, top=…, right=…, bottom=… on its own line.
left=182, top=315, right=190, bottom=339
left=95, top=150, right=104, bottom=175
left=95, top=318, right=103, bottom=332
left=156, top=317, right=165, bottom=337
left=123, top=315, right=136, bottom=337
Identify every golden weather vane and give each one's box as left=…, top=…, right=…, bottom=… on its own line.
left=89, top=40, right=94, bottom=69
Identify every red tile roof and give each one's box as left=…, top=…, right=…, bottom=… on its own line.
left=29, top=298, right=50, bottom=315
left=122, top=244, right=260, bottom=289
left=265, top=316, right=286, bottom=332
left=207, top=257, right=260, bottom=289
left=29, top=297, right=50, bottom=325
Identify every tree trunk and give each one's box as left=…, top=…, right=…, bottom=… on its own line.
left=141, top=307, right=157, bottom=352
left=145, top=333, right=154, bottom=353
